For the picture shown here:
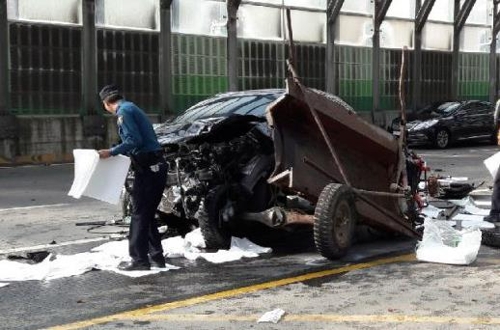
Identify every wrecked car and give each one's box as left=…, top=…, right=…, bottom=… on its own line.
left=122, top=81, right=425, bottom=260
left=123, top=89, right=286, bottom=247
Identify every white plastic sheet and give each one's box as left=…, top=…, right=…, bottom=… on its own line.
left=484, top=151, right=500, bottom=179
left=0, top=283, right=9, bottom=288
left=162, top=229, right=272, bottom=263
left=68, top=149, right=130, bottom=205
left=416, top=218, right=482, bottom=265
left=0, top=230, right=271, bottom=285
left=257, top=308, right=286, bottom=323
left=420, top=204, right=443, bottom=218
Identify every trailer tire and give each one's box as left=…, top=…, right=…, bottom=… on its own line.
left=481, top=228, right=500, bottom=248
left=198, top=185, right=232, bottom=250
left=314, top=183, right=356, bottom=260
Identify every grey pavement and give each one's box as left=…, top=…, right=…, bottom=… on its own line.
left=0, top=144, right=500, bottom=330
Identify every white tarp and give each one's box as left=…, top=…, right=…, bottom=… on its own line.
left=0, top=230, right=272, bottom=284
left=162, top=228, right=272, bottom=264
left=68, top=149, right=130, bottom=205
left=416, top=218, right=482, bottom=265
left=484, top=151, right=500, bottom=179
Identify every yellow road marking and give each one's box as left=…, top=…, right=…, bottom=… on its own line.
left=108, top=313, right=500, bottom=325
left=48, top=253, right=415, bottom=330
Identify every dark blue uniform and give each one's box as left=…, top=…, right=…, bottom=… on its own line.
left=112, top=100, right=167, bottom=267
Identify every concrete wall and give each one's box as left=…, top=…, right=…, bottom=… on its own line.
left=0, top=114, right=161, bottom=166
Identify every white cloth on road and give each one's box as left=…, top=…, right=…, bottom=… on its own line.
left=163, top=228, right=272, bottom=263
left=0, top=229, right=271, bottom=284
left=68, top=149, right=130, bottom=205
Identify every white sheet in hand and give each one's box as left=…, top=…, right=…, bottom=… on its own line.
left=68, top=149, right=130, bottom=204
left=484, top=151, right=500, bottom=179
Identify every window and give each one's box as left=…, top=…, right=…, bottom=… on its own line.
left=172, top=0, right=227, bottom=36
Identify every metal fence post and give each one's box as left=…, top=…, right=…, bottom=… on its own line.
left=82, top=0, right=106, bottom=149
left=372, top=0, right=391, bottom=123
left=490, top=0, right=500, bottom=104
left=159, top=0, right=173, bottom=118
left=227, top=0, right=241, bottom=92
left=0, top=0, right=18, bottom=147
left=326, top=0, right=344, bottom=95
left=0, top=0, right=8, bottom=116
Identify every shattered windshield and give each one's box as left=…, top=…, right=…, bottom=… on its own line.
left=171, top=93, right=281, bottom=125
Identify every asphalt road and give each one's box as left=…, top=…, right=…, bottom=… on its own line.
left=0, top=143, right=499, bottom=330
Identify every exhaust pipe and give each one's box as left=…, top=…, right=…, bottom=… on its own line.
left=240, top=207, right=314, bottom=228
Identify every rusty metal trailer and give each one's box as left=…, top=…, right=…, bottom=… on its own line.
left=266, top=76, right=422, bottom=260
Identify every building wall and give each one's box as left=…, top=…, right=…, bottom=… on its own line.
left=0, top=115, right=161, bottom=166
left=1, top=0, right=498, bottom=165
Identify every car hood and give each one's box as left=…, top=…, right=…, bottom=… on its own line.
left=154, top=115, right=268, bottom=145
left=406, top=117, right=442, bottom=131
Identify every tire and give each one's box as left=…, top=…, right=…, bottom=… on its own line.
left=314, top=183, right=356, bottom=260
left=198, top=185, right=233, bottom=249
left=481, top=228, right=500, bottom=248
left=434, top=129, right=450, bottom=149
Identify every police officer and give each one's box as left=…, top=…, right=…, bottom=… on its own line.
left=98, top=84, right=167, bottom=271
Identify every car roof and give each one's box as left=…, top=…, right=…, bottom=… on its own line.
left=213, top=89, right=285, bottom=98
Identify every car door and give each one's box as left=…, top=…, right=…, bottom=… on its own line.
left=475, top=101, right=495, bottom=136
left=448, top=104, right=474, bottom=139
left=458, top=102, right=494, bottom=138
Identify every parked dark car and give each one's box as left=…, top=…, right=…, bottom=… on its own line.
left=390, top=100, right=498, bottom=148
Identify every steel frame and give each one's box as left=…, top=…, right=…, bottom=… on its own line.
left=451, top=0, right=476, bottom=100
left=227, top=0, right=241, bottom=91
left=372, top=0, right=392, bottom=123
left=490, top=0, right=500, bottom=103
left=326, top=0, right=345, bottom=94
left=0, top=0, right=7, bottom=115
left=159, top=0, right=173, bottom=118
left=82, top=0, right=97, bottom=115
left=413, top=0, right=436, bottom=110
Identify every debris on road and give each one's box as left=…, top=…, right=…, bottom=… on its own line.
left=0, top=229, right=271, bottom=286
left=7, top=251, right=50, bottom=264
left=416, top=218, right=482, bottom=265
left=257, top=308, right=286, bottom=323
left=0, top=283, right=9, bottom=288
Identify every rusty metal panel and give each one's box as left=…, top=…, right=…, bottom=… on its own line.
left=267, top=78, right=419, bottom=238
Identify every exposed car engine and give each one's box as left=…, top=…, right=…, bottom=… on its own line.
left=159, top=117, right=274, bottom=222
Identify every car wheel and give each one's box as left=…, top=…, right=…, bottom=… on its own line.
left=313, top=183, right=356, bottom=260
left=434, top=129, right=450, bottom=149
left=481, top=228, right=500, bottom=248
left=198, top=185, right=233, bottom=250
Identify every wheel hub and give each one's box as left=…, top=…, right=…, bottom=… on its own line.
left=332, top=200, right=351, bottom=247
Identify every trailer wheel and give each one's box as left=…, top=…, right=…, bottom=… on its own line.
left=198, top=185, right=233, bottom=250
left=314, top=183, right=356, bottom=260
left=481, top=228, right=500, bottom=248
